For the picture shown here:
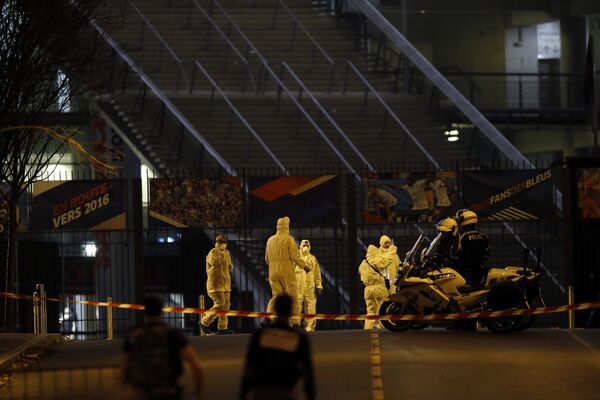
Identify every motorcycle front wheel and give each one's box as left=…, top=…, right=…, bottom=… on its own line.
left=379, top=301, right=415, bottom=332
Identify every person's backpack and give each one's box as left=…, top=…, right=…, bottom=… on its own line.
left=128, top=324, right=180, bottom=394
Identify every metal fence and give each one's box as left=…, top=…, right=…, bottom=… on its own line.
left=1, top=161, right=574, bottom=338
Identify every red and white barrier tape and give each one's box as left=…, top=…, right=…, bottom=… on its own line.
left=1, top=291, right=599, bottom=321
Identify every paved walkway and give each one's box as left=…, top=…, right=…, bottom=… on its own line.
left=2, top=329, right=600, bottom=399
left=0, top=335, right=35, bottom=359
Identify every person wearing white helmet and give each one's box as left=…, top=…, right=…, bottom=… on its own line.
left=265, top=217, right=309, bottom=326
left=294, top=239, right=323, bottom=332
left=430, top=218, right=458, bottom=263
left=359, top=245, right=390, bottom=329
left=200, top=234, right=234, bottom=335
left=378, top=235, right=401, bottom=295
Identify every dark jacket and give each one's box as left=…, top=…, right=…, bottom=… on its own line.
left=240, top=320, right=315, bottom=400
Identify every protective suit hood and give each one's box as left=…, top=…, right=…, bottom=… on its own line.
left=300, top=239, right=311, bottom=253
left=379, top=235, right=392, bottom=248
left=276, top=216, right=290, bottom=233
left=366, top=245, right=389, bottom=269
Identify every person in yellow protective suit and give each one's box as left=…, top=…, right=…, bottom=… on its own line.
left=359, top=245, right=390, bottom=329
left=266, top=217, right=309, bottom=326
left=200, top=235, right=234, bottom=335
left=379, top=235, right=401, bottom=295
left=294, top=239, right=323, bottom=332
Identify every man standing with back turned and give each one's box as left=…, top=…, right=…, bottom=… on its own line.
left=122, top=295, right=203, bottom=400
left=265, top=217, right=309, bottom=326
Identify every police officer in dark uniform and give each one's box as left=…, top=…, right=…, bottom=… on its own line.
left=452, top=210, right=490, bottom=293
left=240, top=294, right=315, bottom=400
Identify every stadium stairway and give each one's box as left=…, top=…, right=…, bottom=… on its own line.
left=94, top=0, right=514, bottom=319
left=102, top=0, right=474, bottom=171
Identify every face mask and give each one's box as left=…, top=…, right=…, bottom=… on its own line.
left=218, top=243, right=227, bottom=251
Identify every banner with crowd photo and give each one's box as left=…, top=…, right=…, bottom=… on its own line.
left=577, top=168, right=600, bottom=219
left=461, top=169, right=554, bottom=221
left=248, top=176, right=338, bottom=227
left=363, top=171, right=458, bottom=224
left=149, top=177, right=242, bottom=228
left=31, top=180, right=126, bottom=230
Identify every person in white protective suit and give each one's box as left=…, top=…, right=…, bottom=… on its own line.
left=265, top=217, right=309, bottom=326
left=379, top=235, right=401, bottom=295
left=359, top=245, right=391, bottom=330
left=294, top=239, right=323, bottom=332
left=201, top=235, right=234, bottom=334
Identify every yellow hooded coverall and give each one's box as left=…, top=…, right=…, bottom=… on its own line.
left=359, top=244, right=390, bottom=329
left=379, top=235, right=401, bottom=295
left=295, top=239, right=323, bottom=332
left=201, top=244, right=233, bottom=330
left=265, top=217, right=307, bottom=325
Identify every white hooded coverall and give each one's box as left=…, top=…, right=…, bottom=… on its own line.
left=359, top=244, right=390, bottom=329
left=201, top=244, right=233, bottom=330
left=295, top=240, right=323, bottom=332
left=265, top=217, right=307, bottom=325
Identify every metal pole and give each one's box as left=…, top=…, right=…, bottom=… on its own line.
left=401, top=0, right=409, bottom=94
left=107, top=297, right=114, bottom=340
left=33, top=290, right=39, bottom=334
left=568, top=285, right=575, bottom=329
left=36, top=284, right=47, bottom=335
left=199, top=295, right=205, bottom=337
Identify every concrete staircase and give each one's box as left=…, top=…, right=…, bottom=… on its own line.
left=102, top=0, right=474, bottom=170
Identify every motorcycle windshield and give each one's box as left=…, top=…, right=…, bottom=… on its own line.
left=425, top=233, right=443, bottom=258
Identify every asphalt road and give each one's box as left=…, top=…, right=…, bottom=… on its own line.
left=3, top=329, right=600, bottom=399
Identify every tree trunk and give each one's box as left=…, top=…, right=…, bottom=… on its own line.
left=3, top=197, right=18, bottom=332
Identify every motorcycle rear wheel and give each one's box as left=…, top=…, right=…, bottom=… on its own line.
left=484, top=280, right=524, bottom=334
left=380, top=301, right=415, bottom=332
left=511, top=296, right=541, bottom=332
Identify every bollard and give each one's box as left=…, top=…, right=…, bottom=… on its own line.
left=36, top=284, right=48, bottom=334
left=33, top=289, right=40, bottom=334
left=199, top=295, right=205, bottom=337
left=568, top=285, right=575, bottom=329
left=107, top=296, right=114, bottom=340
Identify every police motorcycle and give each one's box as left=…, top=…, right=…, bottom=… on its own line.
left=379, top=234, right=544, bottom=334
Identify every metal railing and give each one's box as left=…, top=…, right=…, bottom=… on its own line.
left=279, top=61, right=374, bottom=173
left=342, top=60, right=438, bottom=168
left=122, top=0, right=190, bottom=92
left=335, top=0, right=533, bottom=169
left=195, top=0, right=364, bottom=176
left=440, top=70, right=584, bottom=112
left=186, top=0, right=257, bottom=92
left=270, top=0, right=343, bottom=92
left=92, top=18, right=234, bottom=174
left=191, top=61, right=288, bottom=173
